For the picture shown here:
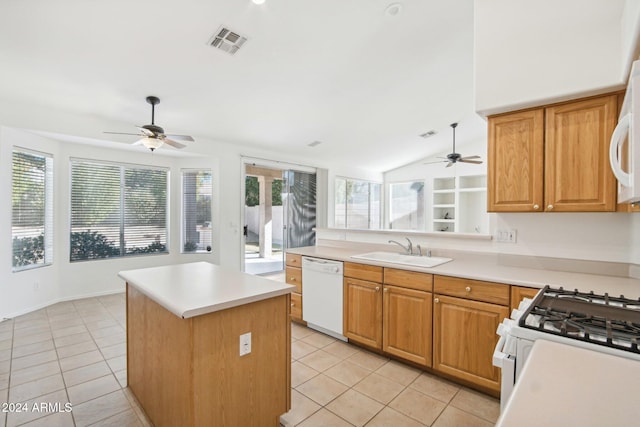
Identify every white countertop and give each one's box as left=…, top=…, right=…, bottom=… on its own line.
left=496, top=339, right=640, bottom=427
left=118, top=262, right=295, bottom=319
left=287, top=246, right=640, bottom=298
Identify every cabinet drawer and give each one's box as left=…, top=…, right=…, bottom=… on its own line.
left=344, top=262, right=383, bottom=283
left=286, top=253, right=302, bottom=267
left=384, top=268, right=433, bottom=292
left=285, top=266, right=302, bottom=293
left=290, top=292, right=302, bottom=320
left=434, top=276, right=509, bottom=306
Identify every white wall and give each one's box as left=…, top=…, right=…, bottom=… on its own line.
left=474, top=0, right=629, bottom=115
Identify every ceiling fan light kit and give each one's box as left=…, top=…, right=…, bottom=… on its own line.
left=104, top=96, right=194, bottom=152
left=424, top=122, right=483, bottom=167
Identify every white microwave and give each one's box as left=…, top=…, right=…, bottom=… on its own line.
left=610, top=59, right=640, bottom=203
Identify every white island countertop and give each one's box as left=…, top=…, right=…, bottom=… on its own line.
left=496, top=339, right=640, bottom=427
left=118, top=262, right=295, bottom=319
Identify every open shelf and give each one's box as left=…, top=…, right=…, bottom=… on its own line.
left=431, top=175, right=487, bottom=233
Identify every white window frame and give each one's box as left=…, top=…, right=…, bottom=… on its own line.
left=387, top=180, right=426, bottom=231
left=334, top=176, right=381, bottom=230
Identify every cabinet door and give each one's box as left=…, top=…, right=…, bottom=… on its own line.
left=488, top=109, right=544, bottom=212
left=510, top=286, right=540, bottom=312
left=343, top=278, right=382, bottom=349
left=383, top=285, right=432, bottom=367
left=433, top=294, right=508, bottom=392
left=545, top=95, right=617, bottom=212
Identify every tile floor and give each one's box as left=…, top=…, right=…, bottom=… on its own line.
left=0, top=290, right=499, bottom=427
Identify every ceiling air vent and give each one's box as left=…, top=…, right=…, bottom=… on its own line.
left=208, top=27, right=248, bottom=55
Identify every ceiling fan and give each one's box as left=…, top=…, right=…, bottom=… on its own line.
left=425, top=122, right=483, bottom=168
left=104, top=96, right=194, bottom=151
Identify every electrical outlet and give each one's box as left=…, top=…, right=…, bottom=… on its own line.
left=239, top=332, right=251, bottom=356
left=496, top=229, right=517, bottom=243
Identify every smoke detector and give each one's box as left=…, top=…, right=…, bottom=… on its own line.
left=420, top=130, right=437, bottom=138
left=207, top=27, right=248, bottom=55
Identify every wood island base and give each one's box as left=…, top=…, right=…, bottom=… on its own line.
left=126, top=284, right=291, bottom=427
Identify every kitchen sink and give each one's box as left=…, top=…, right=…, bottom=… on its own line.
left=350, top=251, right=453, bottom=268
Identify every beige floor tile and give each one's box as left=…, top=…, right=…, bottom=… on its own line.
left=388, top=388, right=447, bottom=426
left=432, top=405, right=494, bottom=427
left=353, top=373, right=405, bottom=405
left=67, top=374, right=121, bottom=405
left=5, top=389, right=69, bottom=427
left=9, top=373, right=65, bottom=402
left=298, top=408, right=354, bottom=427
left=87, top=407, right=142, bottom=427
left=14, top=324, right=50, bottom=338
left=299, top=349, right=341, bottom=372
left=347, top=351, right=389, bottom=371
left=49, top=316, right=85, bottom=330
left=84, top=319, right=119, bottom=332
left=51, top=324, right=88, bottom=339
left=12, top=331, right=53, bottom=347
left=409, top=373, right=460, bottom=404
left=9, top=361, right=60, bottom=387
left=0, top=359, right=10, bottom=375
left=449, top=389, right=500, bottom=423
left=16, top=411, right=74, bottom=427
left=292, top=340, right=321, bottom=360
left=72, top=389, right=132, bottom=427
left=326, top=389, right=384, bottom=427
left=106, top=355, right=126, bottom=372
left=10, top=349, right=58, bottom=371
left=0, top=331, right=12, bottom=342
left=324, top=360, right=373, bottom=387
left=89, top=325, right=125, bottom=339
left=100, top=342, right=126, bottom=359
left=296, top=373, right=349, bottom=406
left=300, top=332, right=337, bottom=348
left=292, top=361, right=320, bottom=387
left=364, top=406, right=426, bottom=427
left=280, top=389, right=322, bottom=427
left=53, top=332, right=93, bottom=348
left=0, top=339, right=12, bottom=351
left=375, top=360, right=421, bottom=386
left=11, top=339, right=55, bottom=359
left=0, top=371, right=8, bottom=390
left=62, top=361, right=112, bottom=387
left=0, top=348, right=12, bottom=362
left=114, top=369, right=127, bottom=388
left=56, top=340, right=99, bottom=359
left=59, top=349, right=104, bottom=372
left=94, top=333, right=125, bottom=348
left=292, top=323, right=315, bottom=340
left=322, top=341, right=362, bottom=360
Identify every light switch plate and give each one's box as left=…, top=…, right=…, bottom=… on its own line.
left=239, top=332, right=251, bottom=356
left=496, top=229, right=517, bottom=243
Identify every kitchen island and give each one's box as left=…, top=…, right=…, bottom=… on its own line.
left=118, top=262, right=294, bottom=427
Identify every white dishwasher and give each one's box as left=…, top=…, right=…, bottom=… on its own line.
left=301, top=257, right=346, bottom=341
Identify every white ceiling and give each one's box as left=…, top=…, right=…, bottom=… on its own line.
left=0, top=0, right=484, bottom=171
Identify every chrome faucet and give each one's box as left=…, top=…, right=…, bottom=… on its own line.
left=388, top=237, right=413, bottom=255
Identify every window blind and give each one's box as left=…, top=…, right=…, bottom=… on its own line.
left=70, top=159, right=168, bottom=261
left=12, top=149, right=53, bottom=271
left=182, top=169, right=212, bottom=253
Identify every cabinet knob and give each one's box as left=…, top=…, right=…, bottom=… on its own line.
left=290, top=277, right=296, bottom=281
left=384, top=287, right=388, bottom=292
left=547, top=204, right=554, bottom=210
left=434, top=297, right=440, bottom=303
left=291, top=303, right=295, bottom=307
left=533, top=204, right=540, bottom=210
left=465, top=286, right=471, bottom=292
left=375, top=286, right=380, bottom=292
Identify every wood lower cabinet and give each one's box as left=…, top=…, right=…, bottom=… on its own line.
left=433, top=275, right=509, bottom=393
left=510, top=286, right=540, bottom=312
left=285, top=253, right=304, bottom=323
left=344, top=276, right=383, bottom=349
left=488, top=93, right=618, bottom=213
left=383, top=284, right=432, bottom=366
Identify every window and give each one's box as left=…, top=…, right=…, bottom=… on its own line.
left=389, top=181, right=424, bottom=230
left=12, top=149, right=54, bottom=271
left=70, top=159, right=168, bottom=261
left=335, top=177, right=381, bottom=229
left=182, top=169, right=212, bottom=253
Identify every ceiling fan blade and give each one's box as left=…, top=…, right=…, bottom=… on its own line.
left=445, top=161, right=454, bottom=168
left=461, top=155, right=481, bottom=160
left=136, top=126, right=155, bottom=136
left=162, top=138, right=187, bottom=149
left=165, top=134, right=194, bottom=142
left=104, top=131, right=143, bottom=136
left=459, top=159, right=483, bottom=164
left=423, top=160, right=447, bottom=165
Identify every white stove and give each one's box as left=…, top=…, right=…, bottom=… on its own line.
left=493, top=286, right=640, bottom=410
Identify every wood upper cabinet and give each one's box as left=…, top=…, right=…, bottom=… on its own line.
left=488, top=93, right=618, bottom=212
left=545, top=95, right=617, bottom=212
left=383, top=285, right=432, bottom=367
left=343, top=277, right=383, bottom=349
left=488, top=109, right=544, bottom=212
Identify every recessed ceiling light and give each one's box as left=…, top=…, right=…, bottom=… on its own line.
left=384, top=3, right=403, bottom=16
left=420, top=130, right=437, bottom=138
left=308, top=141, right=323, bottom=147
left=252, top=0, right=266, bottom=4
